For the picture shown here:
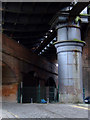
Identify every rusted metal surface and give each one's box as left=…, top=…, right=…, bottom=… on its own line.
left=55, top=23, right=85, bottom=103
left=55, top=41, right=84, bottom=103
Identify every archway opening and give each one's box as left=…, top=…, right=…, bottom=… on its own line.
left=23, top=71, right=39, bottom=87
left=45, top=77, right=56, bottom=87
left=45, top=77, right=57, bottom=103
left=22, top=71, right=39, bottom=103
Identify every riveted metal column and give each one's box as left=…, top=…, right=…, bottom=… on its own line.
left=54, top=24, right=85, bottom=103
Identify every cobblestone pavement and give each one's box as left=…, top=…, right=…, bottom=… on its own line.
left=1, top=102, right=90, bottom=119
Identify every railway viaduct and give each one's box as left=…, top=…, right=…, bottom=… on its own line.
left=1, top=25, right=90, bottom=103
left=2, top=34, right=58, bottom=102
left=0, top=2, right=90, bottom=103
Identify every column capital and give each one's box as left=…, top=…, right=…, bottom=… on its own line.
left=50, top=12, right=69, bottom=29
left=50, top=11, right=80, bottom=30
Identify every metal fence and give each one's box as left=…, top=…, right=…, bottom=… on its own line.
left=18, top=86, right=58, bottom=103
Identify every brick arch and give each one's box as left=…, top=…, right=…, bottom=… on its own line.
left=45, top=77, right=56, bottom=88
left=2, top=53, right=21, bottom=82
left=2, top=61, right=16, bottom=83
left=23, top=71, right=39, bottom=87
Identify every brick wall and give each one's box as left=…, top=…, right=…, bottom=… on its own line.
left=2, top=83, right=18, bottom=102
left=2, top=34, right=58, bottom=102
left=82, top=24, right=90, bottom=97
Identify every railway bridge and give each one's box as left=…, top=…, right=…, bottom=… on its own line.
left=0, top=2, right=90, bottom=103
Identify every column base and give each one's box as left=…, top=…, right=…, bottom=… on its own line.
left=58, top=94, right=83, bottom=103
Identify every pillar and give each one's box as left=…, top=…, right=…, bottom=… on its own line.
left=54, top=22, right=85, bottom=103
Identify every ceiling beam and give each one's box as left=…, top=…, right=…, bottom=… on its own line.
left=35, top=30, right=57, bottom=54
left=3, top=28, right=47, bottom=33
left=69, top=2, right=90, bottom=22
left=35, top=2, right=90, bottom=54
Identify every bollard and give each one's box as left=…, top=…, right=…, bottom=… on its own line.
left=31, top=98, right=33, bottom=103
left=47, top=98, right=49, bottom=104
left=21, top=94, right=23, bottom=103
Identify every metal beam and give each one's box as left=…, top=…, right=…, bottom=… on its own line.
left=35, top=30, right=57, bottom=54
left=69, top=2, right=90, bottom=22
left=35, top=2, right=90, bottom=54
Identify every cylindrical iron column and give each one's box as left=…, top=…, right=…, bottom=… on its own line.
left=55, top=25, right=85, bottom=103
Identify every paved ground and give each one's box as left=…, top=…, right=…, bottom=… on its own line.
left=1, top=102, right=90, bottom=119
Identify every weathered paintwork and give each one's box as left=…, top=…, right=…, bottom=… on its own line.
left=55, top=24, right=85, bottom=103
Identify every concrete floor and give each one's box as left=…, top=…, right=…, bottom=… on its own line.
left=1, top=102, right=90, bottom=119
